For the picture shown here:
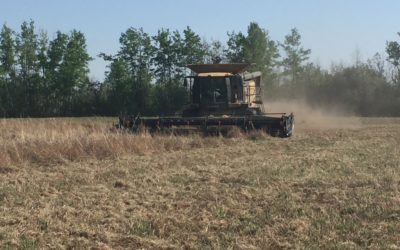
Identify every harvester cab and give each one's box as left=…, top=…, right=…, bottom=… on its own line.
left=182, top=63, right=264, bottom=117
left=119, top=63, right=294, bottom=137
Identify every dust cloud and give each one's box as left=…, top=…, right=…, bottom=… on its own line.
left=264, top=100, right=361, bottom=131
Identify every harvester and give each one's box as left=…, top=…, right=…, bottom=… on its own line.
left=118, top=63, right=294, bottom=137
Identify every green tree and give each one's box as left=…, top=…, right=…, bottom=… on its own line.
left=152, top=29, right=176, bottom=84
left=280, top=28, right=311, bottom=84
left=171, top=30, right=185, bottom=78
left=182, top=26, right=205, bottom=66
left=225, top=22, right=279, bottom=86
left=203, top=39, right=225, bottom=64
left=225, top=31, right=246, bottom=63
left=16, top=20, right=40, bottom=115
left=119, top=28, right=153, bottom=79
left=0, top=24, right=16, bottom=116
left=386, top=32, right=400, bottom=84
left=151, top=29, right=188, bottom=114
left=37, top=31, right=48, bottom=77
left=35, top=30, right=50, bottom=115
left=59, top=30, right=92, bottom=115
left=47, top=31, right=68, bottom=114
left=0, top=24, right=16, bottom=77
left=108, top=27, right=154, bottom=114
left=48, top=31, right=68, bottom=73
left=244, top=22, right=279, bottom=82
left=102, top=58, right=132, bottom=114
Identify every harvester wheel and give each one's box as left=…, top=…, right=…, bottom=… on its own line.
left=281, top=117, right=295, bottom=138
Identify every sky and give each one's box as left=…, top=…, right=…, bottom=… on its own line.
left=0, top=0, right=399, bottom=81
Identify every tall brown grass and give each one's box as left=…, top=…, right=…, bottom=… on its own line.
left=0, top=118, right=241, bottom=167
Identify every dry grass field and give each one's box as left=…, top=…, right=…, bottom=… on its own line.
left=0, top=116, right=399, bottom=249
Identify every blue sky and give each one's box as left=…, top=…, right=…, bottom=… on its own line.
left=1, top=0, right=399, bottom=81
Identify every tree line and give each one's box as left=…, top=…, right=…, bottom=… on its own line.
left=0, top=20, right=400, bottom=117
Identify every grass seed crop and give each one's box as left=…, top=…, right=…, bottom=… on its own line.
left=0, top=116, right=399, bottom=249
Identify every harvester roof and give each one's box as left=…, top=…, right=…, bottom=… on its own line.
left=187, top=63, right=250, bottom=74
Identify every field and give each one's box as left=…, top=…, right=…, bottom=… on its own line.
left=0, top=116, right=399, bottom=249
